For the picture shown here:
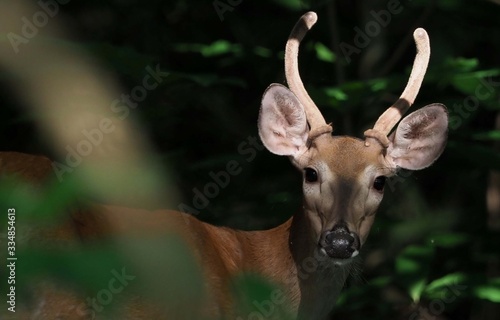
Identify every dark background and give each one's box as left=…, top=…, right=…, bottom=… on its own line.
left=1, top=0, right=500, bottom=319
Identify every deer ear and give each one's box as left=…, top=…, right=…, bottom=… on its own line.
left=386, top=103, right=448, bottom=170
left=258, top=84, right=309, bottom=156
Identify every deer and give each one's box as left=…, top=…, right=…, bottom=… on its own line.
left=0, top=11, right=448, bottom=320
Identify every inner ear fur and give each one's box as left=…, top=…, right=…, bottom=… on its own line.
left=387, top=103, right=448, bottom=170
left=258, top=84, right=309, bottom=157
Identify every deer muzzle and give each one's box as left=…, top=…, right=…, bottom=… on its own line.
left=319, top=224, right=360, bottom=261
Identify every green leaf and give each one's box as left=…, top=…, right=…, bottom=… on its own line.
left=324, top=87, right=348, bottom=101
left=451, top=70, right=498, bottom=92
left=36, top=177, right=84, bottom=218
left=474, top=278, right=500, bottom=303
left=314, top=42, right=335, bottom=62
left=169, top=72, right=246, bottom=87
left=472, top=130, right=500, bottom=141
left=266, top=191, right=291, bottom=204
left=396, top=254, right=421, bottom=274
left=410, top=279, right=427, bottom=302
left=369, top=276, right=392, bottom=287
left=396, top=245, right=435, bottom=302
left=369, top=78, right=388, bottom=92
left=173, top=40, right=242, bottom=57
left=270, top=0, right=305, bottom=10
left=0, top=176, right=39, bottom=216
left=201, top=40, right=240, bottom=57
left=232, top=273, right=294, bottom=319
left=253, top=46, right=272, bottom=58
left=446, top=57, right=479, bottom=72
left=427, top=233, right=469, bottom=248
left=425, top=273, right=467, bottom=294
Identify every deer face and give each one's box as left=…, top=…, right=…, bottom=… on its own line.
left=259, top=84, right=447, bottom=265
left=258, top=12, right=448, bottom=265
left=298, top=136, right=386, bottom=261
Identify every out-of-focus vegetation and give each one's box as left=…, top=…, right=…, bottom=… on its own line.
left=1, top=0, right=500, bottom=319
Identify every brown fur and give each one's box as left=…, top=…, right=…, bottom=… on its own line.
left=0, top=141, right=386, bottom=319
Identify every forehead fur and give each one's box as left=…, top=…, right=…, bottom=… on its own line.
left=311, top=135, right=384, bottom=178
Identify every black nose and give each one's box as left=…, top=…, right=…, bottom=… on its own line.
left=320, top=225, right=360, bottom=259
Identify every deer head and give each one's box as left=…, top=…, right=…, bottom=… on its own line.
left=258, top=12, right=448, bottom=265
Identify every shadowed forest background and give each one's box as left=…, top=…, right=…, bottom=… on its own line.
left=1, top=0, right=500, bottom=319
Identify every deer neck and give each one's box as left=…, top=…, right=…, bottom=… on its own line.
left=289, top=210, right=352, bottom=319
left=243, top=210, right=351, bottom=318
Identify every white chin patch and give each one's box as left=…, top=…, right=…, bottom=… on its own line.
left=320, top=247, right=327, bottom=256
left=333, top=258, right=352, bottom=267
left=319, top=247, right=358, bottom=267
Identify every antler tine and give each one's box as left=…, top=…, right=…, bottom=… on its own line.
left=365, top=28, right=431, bottom=147
left=285, top=12, right=331, bottom=136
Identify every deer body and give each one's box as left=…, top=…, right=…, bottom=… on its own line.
left=0, top=12, right=448, bottom=320
left=78, top=203, right=349, bottom=319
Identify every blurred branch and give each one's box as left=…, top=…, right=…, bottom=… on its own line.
left=480, top=111, right=500, bottom=320
left=487, top=112, right=500, bottom=230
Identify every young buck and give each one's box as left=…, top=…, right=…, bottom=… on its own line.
left=0, top=11, right=447, bottom=320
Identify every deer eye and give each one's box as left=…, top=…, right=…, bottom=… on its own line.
left=373, top=176, right=386, bottom=191
left=304, top=168, right=318, bottom=183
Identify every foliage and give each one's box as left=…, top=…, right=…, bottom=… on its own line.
left=1, top=0, right=500, bottom=319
